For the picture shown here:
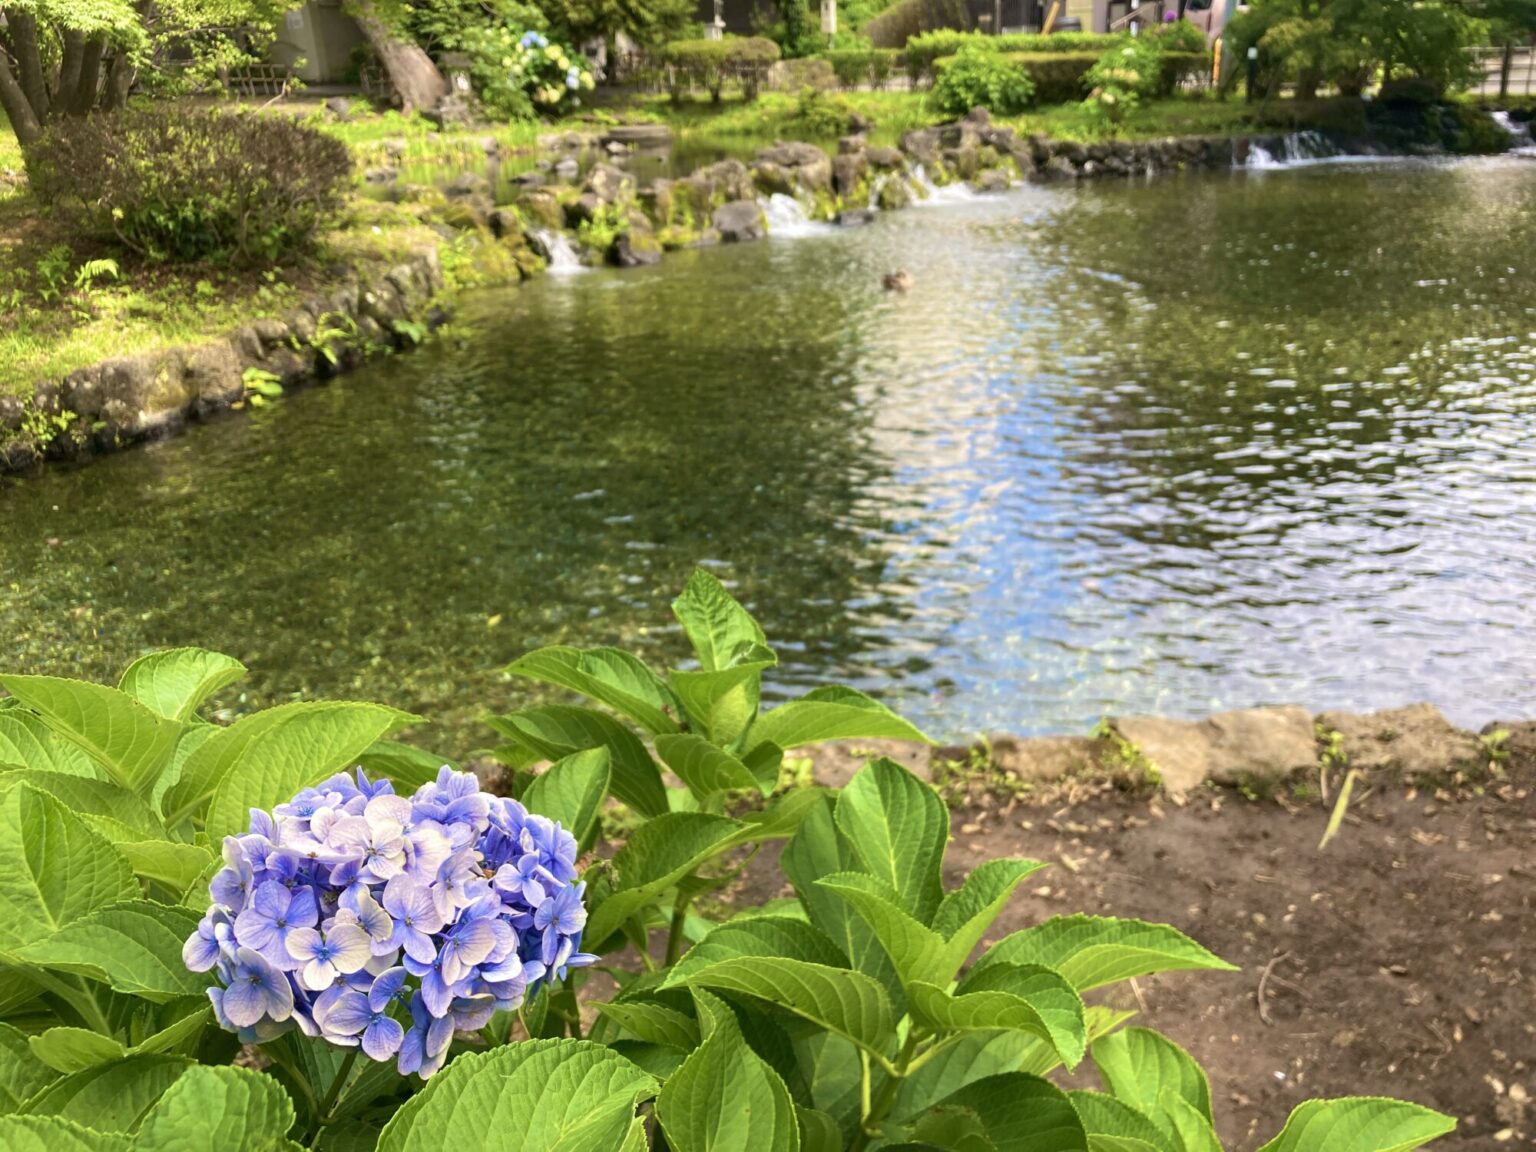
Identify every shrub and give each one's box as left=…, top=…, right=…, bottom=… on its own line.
left=1158, top=48, right=1212, bottom=95
left=933, top=43, right=1037, bottom=115
left=447, top=28, right=594, bottom=119
left=1006, top=50, right=1100, bottom=103
left=1083, top=36, right=1164, bottom=131
left=789, top=86, right=861, bottom=135
left=824, top=46, right=900, bottom=88
left=661, top=36, right=782, bottom=102
left=905, top=29, right=1120, bottom=82
left=0, top=577, right=1464, bottom=1151
left=25, top=108, right=350, bottom=265
left=1145, top=16, right=1209, bottom=54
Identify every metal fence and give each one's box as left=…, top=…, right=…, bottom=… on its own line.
left=1468, top=44, right=1536, bottom=97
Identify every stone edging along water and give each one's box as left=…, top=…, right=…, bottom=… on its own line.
left=0, top=109, right=1427, bottom=476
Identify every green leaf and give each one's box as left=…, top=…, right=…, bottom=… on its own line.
left=113, top=841, right=216, bottom=895
left=664, top=915, right=846, bottom=987
left=0, top=712, right=101, bottom=778
left=1162, top=1094, right=1223, bottom=1152
left=815, top=873, right=948, bottom=989
left=0, top=1022, right=59, bottom=1113
left=487, top=706, right=667, bottom=819
left=909, top=963, right=1086, bottom=1069
left=835, top=758, right=947, bottom=924
left=655, top=734, right=760, bottom=801
left=1069, top=1092, right=1177, bottom=1152
left=21, top=1054, right=191, bottom=1132
left=133, top=1064, right=295, bottom=1151
left=199, top=702, right=414, bottom=843
left=975, top=916, right=1238, bottom=993
left=523, top=748, right=610, bottom=845
left=0, top=677, right=176, bottom=797
left=917, top=1073, right=1088, bottom=1151
left=376, top=1038, right=657, bottom=1152
left=1019, top=1005, right=1137, bottom=1077
left=669, top=659, right=775, bottom=749
left=1254, top=1098, right=1457, bottom=1152
left=152, top=726, right=216, bottom=815
left=118, top=649, right=247, bottom=723
left=796, top=1106, right=843, bottom=1152
left=0, top=785, right=138, bottom=958
left=656, top=1002, right=800, bottom=1152
left=14, top=901, right=207, bottom=1002
left=355, top=741, right=457, bottom=795
left=0, top=1115, right=130, bottom=1152
left=1091, top=1028, right=1213, bottom=1130
left=506, top=647, right=681, bottom=735
left=750, top=687, right=932, bottom=751
left=934, top=858, right=1050, bottom=971
left=596, top=1002, right=700, bottom=1050
left=29, top=1029, right=127, bottom=1074
left=671, top=570, right=770, bottom=673
left=0, top=772, right=163, bottom=841
left=585, top=813, right=746, bottom=947
left=893, top=1031, right=1043, bottom=1123
left=131, top=1007, right=211, bottom=1060
left=685, top=957, right=895, bottom=1058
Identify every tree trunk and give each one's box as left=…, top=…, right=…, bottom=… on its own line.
left=1501, top=41, right=1514, bottom=101
left=0, top=49, right=43, bottom=145
left=352, top=3, right=447, bottom=114
left=7, top=12, right=49, bottom=122
left=101, top=51, right=134, bottom=111
left=68, top=36, right=107, bottom=116
left=57, top=31, right=86, bottom=107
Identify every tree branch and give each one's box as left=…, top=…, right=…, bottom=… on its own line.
left=0, top=44, right=44, bottom=145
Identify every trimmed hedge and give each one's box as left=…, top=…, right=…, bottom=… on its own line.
left=660, top=36, right=782, bottom=103
left=823, top=47, right=900, bottom=89
left=931, top=47, right=1210, bottom=105
left=1158, top=50, right=1211, bottom=95
left=906, top=30, right=1120, bottom=81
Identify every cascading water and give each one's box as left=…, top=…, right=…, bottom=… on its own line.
left=759, top=193, right=828, bottom=238
left=533, top=229, right=585, bottom=274
left=1492, top=110, right=1536, bottom=156
left=1247, top=131, right=1340, bottom=170
left=911, top=165, right=979, bottom=205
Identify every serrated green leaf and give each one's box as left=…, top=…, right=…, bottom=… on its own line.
left=0, top=772, right=163, bottom=841
left=486, top=706, right=666, bottom=818
left=14, top=901, right=208, bottom=1002
left=685, top=957, right=895, bottom=1058
left=1019, top=1005, right=1138, bottom=1077
left=507, top=647, right=681, bottom=735
left=656, top=1004, right=799, bottom=1152
left=736, top=786, right=827, bottom=840
left=750, top=687, right=932, bottom=752
left=596, top=1002, right=700, bottom=1050
left=671, top=571, right=770, bottom=674
left=586, top=813, right=747, bottom=946
left=834, top=758, right=947, bottom=925
left=29, top=1029, right=127, bottom=1074
left=1092, top=1027, right=1214, bottom=1132
left=118, top=649, right=247, bottom=724
left=918, top=1073, right=1088, bottom=1151
left=376, top=1038, right=656, bottom=1152
left=665, top=915, right=846, bottom=987
left=0, top=712, right=102, bottom=778
left=0, top=1114, right=131, bottom=1151
left=1254, top=1097, right=1456, bottom=1152
left=1162, top=1094, right=1223, bottom=1152
left=976, top=916, right=1238, bottom=993
left=198, top=702, right=414, bottom=843
left=133, top=1064, right=294, bottom=1151
left=796, top=1106, right=842, bottom=1152
left=21, top=1054, right=191, bottom=1131
left=0, top=677, right=176, bottom=797
left=131, top=1006, right=211, bottom=1060
left=152, top=725, right=216, bottom=815
left=669, top=660, right=775, bottom=749
left=114, top=841, right=216, bottom=894
left=0, top=1022, right=59, bottom=1113
left=892, top=1031, right=1042, bottom=1123
left=934, top=858, right=1050, bottom=971
left=523, top=748, right=610, bottom=845
left=655, top=734, right=760, bottom=801
left=0, top=786, right=138, bottom=958
left=1070, top=1092, right=1177, bottom=1152
left=816, top=873, right=949, bottom=989
left=910, top=963, right=1086, bottom=1069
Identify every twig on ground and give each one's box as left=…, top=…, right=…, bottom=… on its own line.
left=1257, top=950, right=1292, bottom=1026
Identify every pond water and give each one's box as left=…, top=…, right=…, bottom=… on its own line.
left=5, top=157, right=1536, bottom=752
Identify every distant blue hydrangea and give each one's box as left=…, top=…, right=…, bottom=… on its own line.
left=185, top=767, right=594, bottom=1078
left=565, top=66, right=581, bottom=90
left=520, top=30, right=548, bottom=49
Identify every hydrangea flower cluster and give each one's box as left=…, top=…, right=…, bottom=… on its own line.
left=184, top=767, right=594, bottom=1078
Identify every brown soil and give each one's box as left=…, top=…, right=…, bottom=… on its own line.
left=736, top=747, right=1535, bottom=1150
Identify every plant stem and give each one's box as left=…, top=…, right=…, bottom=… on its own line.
left=316, top=1047, right=359, bottom=1127
left=853, top=1031, right=923, bottom=1151
left=267, top=1046, right=321, bottom=1129
left=665, top=893, right=692, bottom=967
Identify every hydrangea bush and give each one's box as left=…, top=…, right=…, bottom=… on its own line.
left=448, top=26, right=594, bottom=120
left=185, top=767, right=592, bottom=1077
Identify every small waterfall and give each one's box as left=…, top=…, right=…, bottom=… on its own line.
left=1492, top=110, right=1536, bottom=155
left=533, top=229, right=584, bottom=274
left=760, top=193, right=827, bottom=237
left=911, top=165, right=978, bottom=205
left=1246, top=130, right=1340, bottom=170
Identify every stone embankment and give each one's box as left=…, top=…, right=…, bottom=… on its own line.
left=0, top=107, right=1400, bottom=474
left=792, top=702, right=1523, bottom=795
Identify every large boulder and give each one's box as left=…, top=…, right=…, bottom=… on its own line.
left=1315, top=703, right=1484, bottom=778
left=832, top=151, right=868, bottom=198
left=757, top=141, right=827, bottom=169
left=986, top=734, right=1098, bottom=782
left=712, top=199, right=766, bottom=243
left=583, top=162, right=635, bottom=205
left=1110, top=706, right=1318, bottom=793
left=517, top=188, right=566, bottom=231
left=693, top=159, right=755, bottom=204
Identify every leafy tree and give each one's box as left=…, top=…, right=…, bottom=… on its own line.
left=535, top=0, right=694, bottom=72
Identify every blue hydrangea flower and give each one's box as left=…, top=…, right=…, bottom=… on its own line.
left=187, top=766, right=593, bottom=1078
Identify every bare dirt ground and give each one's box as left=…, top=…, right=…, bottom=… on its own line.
left=736, top=729, right=1535, bottom=1150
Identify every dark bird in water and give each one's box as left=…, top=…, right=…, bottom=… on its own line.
left=882, top=269, right=914, bottom=292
